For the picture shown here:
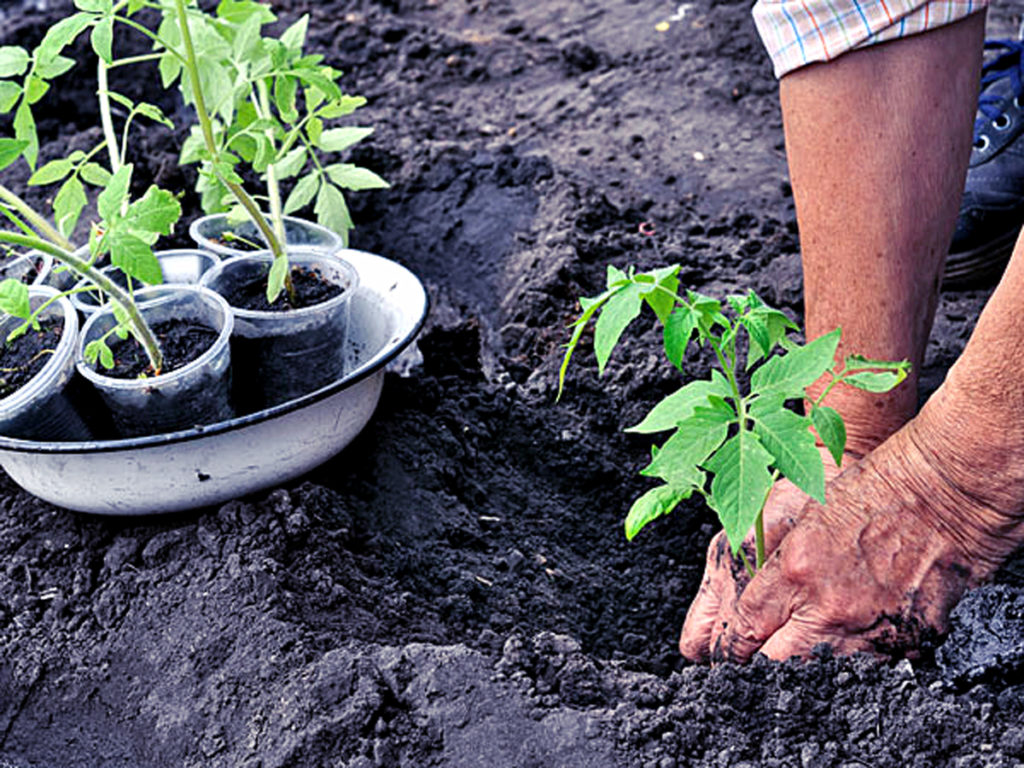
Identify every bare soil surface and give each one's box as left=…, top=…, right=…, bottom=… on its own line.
left=1, top=1, right=1024, bottom=766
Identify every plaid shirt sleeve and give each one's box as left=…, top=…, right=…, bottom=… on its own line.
left=753, top=0, right=988, bottom=78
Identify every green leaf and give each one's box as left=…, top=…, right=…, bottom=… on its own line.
left=750, top=327, right=840, bottom=398
left=640, top=404, right=733, bottom=486
left=159, top=50, right=182, bottom=88
left=751, top=408, right=825, bottom=503
left=53, top=176, right=87, bottom=237
left=216, top=0, right=276, bottom=25
left=274, top=73, right=298, bottom=123
left=625, top=485, right=691, bottom=541
left=306, top=115, right=323, bottom=146
left=318, top=94, right=365, bottom=118
left=606, top=264, right=628, bottom=289
left=557, top=291, right=613, bottom=399
left=273, top=146, right=307, bottom=180
left=79, top=162, right=112, bottom=186
left=0, top=47, right=29, bottom=78
left=85, top=338, right=114, bottom=369
left=0, top=138, right=27, bottom=171
left=27, top=157, right=73, bottom=186
left=73, top=0, right=112, bottom=12
left=843, top=370, right=907, bottom=392
left=124, top=186, right=182, bottom=238
left=266, top=255, right=288, bottom=304
left=593, top=282, right=644, bottom=375
left=317, top=126, right=374, bottom=153
left=97, top=164, right=132, bottom=221
left=109, top=234, right=162, bottom=284
left=283, top=172, right=319, bottom=215
left=91, top=16, right=114, bottom=64
left=324, top=163, right=389, bottom=190
left=34, top=54, right=75, bottom=80
left=626, top=370, right=732, bottom=433
left=280, top=14, right=309, bottom=51
left=13, top=101, right=36, bottom=169
left=37, top=13, right=94, bottom=61
left=664, top=304, right=697, bottom=370
left=811, top=405, right=846, bottom=467
left=637, top=265, right=679, bottom=324
left=313, top=181, right=352, bottom=238
left=843, top=354, right=911, bottom=373
left=0, top=278, right=30, bottom=319
left=293, top=68, right=341, bottom=102
left=135, top=102, right=174, bottom=129
left=705, top=430, right=775, bottom=555
left=0, top=81, right=20, bottom=113
left=24, top=75, right=49, bottom=105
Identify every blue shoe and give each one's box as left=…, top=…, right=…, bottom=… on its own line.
left=947, top=40, right=1024, bottom=288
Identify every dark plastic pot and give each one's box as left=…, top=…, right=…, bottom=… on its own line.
left=200, top=249, right=358, bottom=413
left=76, top=285, right=235, bottom=438
left=189, top=213, right=343, bottom=259
left=0, top=286, right=91, bottom=441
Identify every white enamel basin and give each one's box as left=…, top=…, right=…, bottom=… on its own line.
left=0, top=250, right=427, bottom=515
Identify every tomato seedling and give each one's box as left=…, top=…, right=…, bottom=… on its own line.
left=559, top=263, right=909, bottom=574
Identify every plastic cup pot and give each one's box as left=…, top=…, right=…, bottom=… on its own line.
left=200, top=249, right=358, bottom=413
left=43, top=244, right=95, bottom=292
left=71, top=249, right=221, bottom=317
left=76, top=285, right=235, bottom=438
left=0, top=286, right=91, bottom=441
left=0, top=250, right=53, bottom=286
left=189, top=213, right=343, bottom=259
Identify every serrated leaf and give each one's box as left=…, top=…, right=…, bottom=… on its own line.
left=811, top=405, right=846, bottom=467
left=324, top=163, right=389, bottom=191
left=641, top=404, right=733, bottom=486
left=317, top=126, right=374, bottom=153
left=79, top=162, right=111, bottom=186
left=0, top=82, right=20, bottom=113
left=664, top=304, right=697, bottom=370
left=216, top=0, right=276, bottom=24
left=593, top=282, right=643, bottom=375
left=843, top=370, right=907, bottom=392
left=637, top=265, right=679, bottom=324
left=28, top=157, right=73, bottom=186
left=97, top=164, right=132, bottom=221
left=752, top=408, right=825, bottom=503
left=266, top=254, right=288, bottom=304
left=318, top=94, right=365, bottom=118
left=53, top=176, right=87, bottom=237
left=750, top=327, right=840, bottom=398
left=627, top=370, right=732, bottom=433
left=0, top=47, right=29, bottom=78
left=606, top=264, right=628, bottom=289
left=159, top=50, right=182, bottom=88
left=280, top=14, right=309, bottom=51
left=125, top=186, right=181, bottom=238
left=705, top=431, right=775, bottom=555
left=273, top=146, right=307, bottom=180
left=625, top=485, right=691, bottom=541
left=37, top=13, right=94, bottom=61
left=91, top=16, right=113, bottom=63
left=85, top=338, right=114, bottom=368
left=283, top=172, right=319, bottom=215
left=34, top=53, right=75, bottom=80
left=135, top=102, right=174, bottom=129
left=24, top=75, right=49, bottom=105
left=0, top=138, right=27, bottom=171
left=110, top=234, right=162, bottom=284
left=314, top=181, right=352, bottom=239
left=0, top=278, right=29, bottom=319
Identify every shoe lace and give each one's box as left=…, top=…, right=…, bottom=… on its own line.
left=975, top=39, right=1024, bottom=145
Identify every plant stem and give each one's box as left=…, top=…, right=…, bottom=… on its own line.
left=0, top=185, right=74, bottom=250
left=170, top=0, right=285, bottom=262
left=738, top=547, right=755, bottom=579
left=0, top=231, right=163, bottom=373
left=97, top=60, right=122, bottom=173
left=256, top=80, right=287, bottom=248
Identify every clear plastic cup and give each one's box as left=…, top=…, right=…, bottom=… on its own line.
left=76, top=285, right=235, bottom=438
left=189, top=213, right=343, bottom=259
left=200, top=249, right=358, bottom=412
left=0, top=286, right=91, bottom=440
left=0, top=251, right=53, bottom=286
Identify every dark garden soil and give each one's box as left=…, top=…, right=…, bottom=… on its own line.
left=228, top=267, right=345, bottom=312
left=101, top=320, right=219, bottom=379
left=0, top=1, right=1023, bottom=766
left=0, top=319, right=62, bottom=399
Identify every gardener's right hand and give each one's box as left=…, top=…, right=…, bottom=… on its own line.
left=678, top=446, right=848, bottom=662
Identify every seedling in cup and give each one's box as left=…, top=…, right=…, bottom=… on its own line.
left=559, top=263, right=909, bottom=574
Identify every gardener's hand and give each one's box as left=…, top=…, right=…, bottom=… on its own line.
left=678, top=446, right=846, bottom=661
left=698, top=384, right=1024, bottom=662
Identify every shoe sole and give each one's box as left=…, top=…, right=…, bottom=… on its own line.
left=944, top=228, right=1018, bottom=289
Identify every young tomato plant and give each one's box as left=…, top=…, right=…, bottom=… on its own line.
left=157, top=0, right=387, bottom=302
left=559, top=264, right=910, bottom=574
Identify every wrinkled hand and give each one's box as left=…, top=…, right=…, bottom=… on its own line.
left=686, top=404, right=1024, bottom=662
left=679, top=447, right=846, bottom=661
